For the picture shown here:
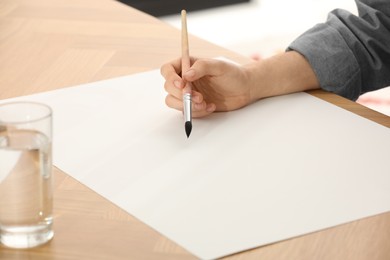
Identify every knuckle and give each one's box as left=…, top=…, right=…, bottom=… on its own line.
left=163, top=81, right=170, bottom=92
left=165, top=95, right=173, bottom=107
left=160, top=65, right=166, bottom=77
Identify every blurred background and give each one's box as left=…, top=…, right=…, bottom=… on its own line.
left=124, top=0, right=390, bottom=116
left=160, top=0, right=356, bottom=58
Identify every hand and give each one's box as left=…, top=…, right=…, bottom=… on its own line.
left=161, top=57, right=254, bottom=118
left=161, top=52, right=320, bottom=118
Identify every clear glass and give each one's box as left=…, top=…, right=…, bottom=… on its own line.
left=0, top=101, right=53, bottom=248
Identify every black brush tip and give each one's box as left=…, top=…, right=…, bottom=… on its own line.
left=185, top=121, right=192, bottom=138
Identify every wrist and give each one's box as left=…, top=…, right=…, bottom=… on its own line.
left=243, top=51, right=320, bottom=100
left=243, top=59, right=277, bottom=101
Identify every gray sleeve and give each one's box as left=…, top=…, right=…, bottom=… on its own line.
left=287, top=0, right=390, bottom=100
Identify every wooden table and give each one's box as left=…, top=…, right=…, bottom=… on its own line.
left=1, top=0, right=389, bottom=259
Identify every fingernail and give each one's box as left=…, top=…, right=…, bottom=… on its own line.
left=206, top=104, right=215, bottom=112
left=184, top=69, right=195, bottom=78
left=173, top=80, right=182, bottom=88
left=193, top=95, right=201, bottom=103
left=194, top=102, right=205, bottom=110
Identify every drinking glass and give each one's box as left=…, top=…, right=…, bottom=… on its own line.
left=0, top=101, right=53, bottom=248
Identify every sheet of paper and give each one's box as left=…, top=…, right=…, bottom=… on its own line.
left=2, top=69, right=390, bottom=259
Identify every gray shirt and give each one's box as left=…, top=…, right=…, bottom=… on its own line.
left=288, top=0, right=390, bottom=100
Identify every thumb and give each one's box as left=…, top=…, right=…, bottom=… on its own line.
left=183, top=59, right=223, bottom=82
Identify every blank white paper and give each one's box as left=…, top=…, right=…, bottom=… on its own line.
left=1, top=69, right=390, bottom=259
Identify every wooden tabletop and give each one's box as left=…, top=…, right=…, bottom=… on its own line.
left=1, top=0, right=389, bottom=259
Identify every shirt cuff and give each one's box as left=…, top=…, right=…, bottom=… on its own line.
left=287, top=23, right=361, bottom=100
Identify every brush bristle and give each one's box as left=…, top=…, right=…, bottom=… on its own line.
left=185, top=121, right=192, bottom=138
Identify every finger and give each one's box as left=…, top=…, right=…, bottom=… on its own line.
left=161, top=59, right=185, bottom=91
left=192, top=103, right=216, bottom=118
left=160, top=58, right=181, bottom=78
left=165, top=94, right=183, bottom=111
left=193, top=100, right=206, bottom=111
left=165, top=94, right=215, bottom=116
left=192, top=91, right=203, bottom=104
left=161, top=57, right=199, bottom=78
left=165, top=81, right=205, bottom=105
left=164, top=80, right=183, bottom=99
left=183, top=59, right=225, bottom=82
left=166, top=93, right=205, bottom=112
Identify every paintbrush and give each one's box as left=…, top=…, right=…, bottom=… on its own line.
left=181, top=9, right=192, bottom=138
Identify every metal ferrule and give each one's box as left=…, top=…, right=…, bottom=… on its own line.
left=183, top=93, right=192, bottom=122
